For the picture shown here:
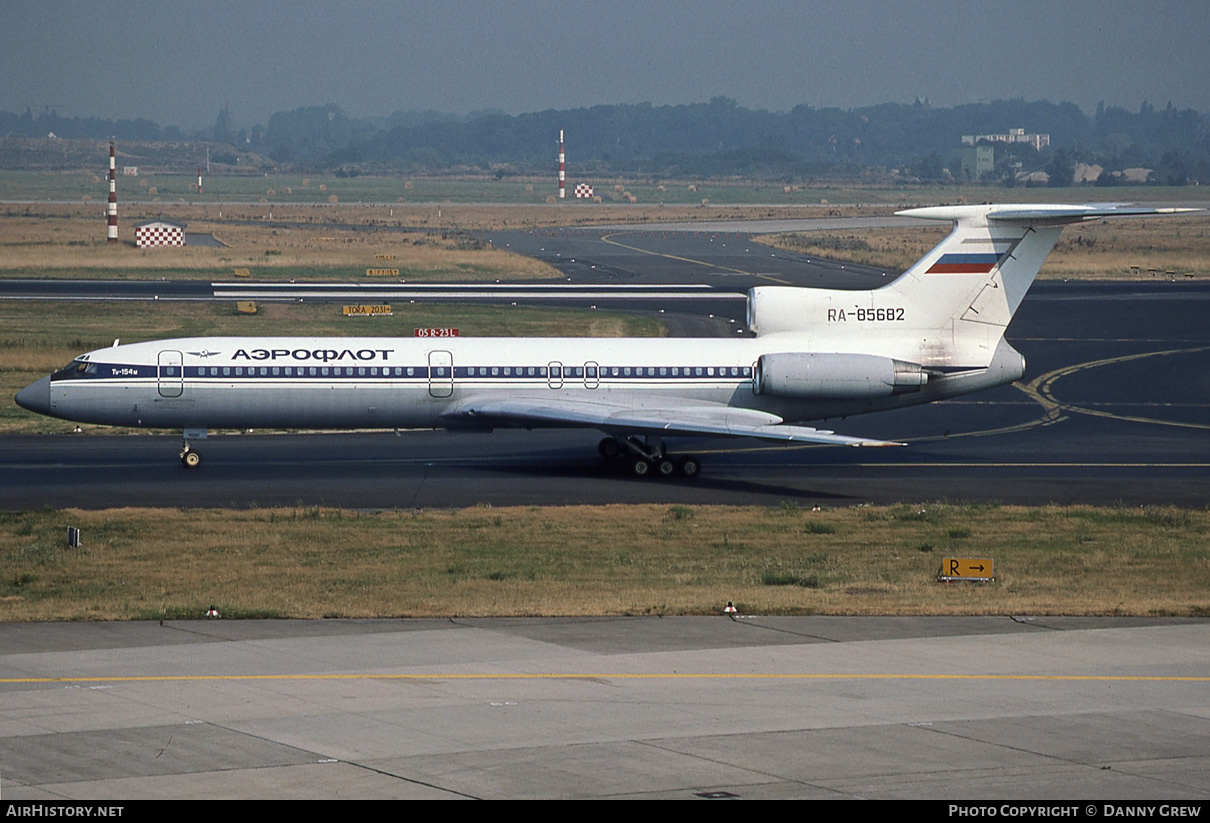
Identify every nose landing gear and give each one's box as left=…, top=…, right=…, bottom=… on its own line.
left=179, top=428, right=208, bottom=469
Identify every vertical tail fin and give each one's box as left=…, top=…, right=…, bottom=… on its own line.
left=748, top=203, right=1195, bottom=367
left=894, top=203, right=1196, bottom=330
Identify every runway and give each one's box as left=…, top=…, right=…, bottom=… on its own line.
left=2, top=616, right=1207, bottom=799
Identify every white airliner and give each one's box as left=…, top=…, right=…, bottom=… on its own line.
left=16, top=203, right=1191, bottom=477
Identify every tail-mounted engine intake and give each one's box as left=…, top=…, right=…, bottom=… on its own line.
left=753, top=352, right=928, bottom=400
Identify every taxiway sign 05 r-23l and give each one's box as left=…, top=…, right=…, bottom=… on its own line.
left=16, top=203, right=1193, bottom=478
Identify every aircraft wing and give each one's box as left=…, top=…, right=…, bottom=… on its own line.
left=443, top=395, right=902, bottom=447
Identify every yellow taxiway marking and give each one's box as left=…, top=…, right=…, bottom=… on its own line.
left=1031, top=345, right=1210, bottom=432
left=598, top=231, right=792, bottom=284
left=4, top=673, right=1207, bottom=684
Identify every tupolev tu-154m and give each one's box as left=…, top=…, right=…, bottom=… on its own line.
left=16, top=203, right=1193, bottom=478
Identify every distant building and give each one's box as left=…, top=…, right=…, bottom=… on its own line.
left=134, top=219, right=186, bottom=248
left=960, top=145, right=996, bottom=181
left=961, top=127, right=1050, bottom=153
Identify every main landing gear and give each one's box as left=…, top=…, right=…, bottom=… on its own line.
left=598, top=436, right=701, bottom=480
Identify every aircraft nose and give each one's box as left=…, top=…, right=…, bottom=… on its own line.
left=15, top=375, right=52, bottom=416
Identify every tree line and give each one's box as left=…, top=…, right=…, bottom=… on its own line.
left=2, top=97, right=1206, bottom=184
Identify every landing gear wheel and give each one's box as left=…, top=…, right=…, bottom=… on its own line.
left=181, top=450, right=202, bottom=468
left=629, top=457, right=652, bottom=478
left=656, top=457, right=676, bottom=478
left=598, top=437, right=621, bottom=459
left=677, top=455, right=700, bottom=479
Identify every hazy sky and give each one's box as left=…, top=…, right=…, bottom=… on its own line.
left=3, top=0, right=1207, bottom=129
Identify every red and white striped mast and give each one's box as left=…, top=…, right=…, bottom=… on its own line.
left=106, top=141, right=118, bottom=243
left=557, top=129, right=565, bottom=199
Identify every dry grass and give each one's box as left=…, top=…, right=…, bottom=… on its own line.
left=0, top=204, right=562, bottom=281
left=758, top=212, right=1210, bottom=279
left=1, top=503, right=1206, bottom=621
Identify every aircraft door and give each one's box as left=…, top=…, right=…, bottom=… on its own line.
left=157, top=350, right=184, bottom=398
left=584, top=361, right=599, bottom=389
left=547, top=361, right=563, bottom=389
left=428, top=350, right=453, bottom=398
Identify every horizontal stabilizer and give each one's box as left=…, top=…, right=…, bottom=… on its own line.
left=899, top=203, right=1200, bottom=225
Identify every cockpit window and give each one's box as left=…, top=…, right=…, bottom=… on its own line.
left=54, top=359, right=98, bottom=378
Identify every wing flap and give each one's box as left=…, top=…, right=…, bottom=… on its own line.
left=444, top=395, right=902, bottom=447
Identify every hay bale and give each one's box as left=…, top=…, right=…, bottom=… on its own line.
left=688, top=184, right=697, bottom=192
left=81, top=195, right=91, bottom=202
left=404, top=181, right=413, bottom=190
left=140, top=179, right=148, bottom=187
left=266, top=188, right=276, bottom=196
left=283, top=187, right=292, bottom=195
left=302, top=178, right=311, bottom=186
left=546, top=195, right=556, bottom=204
left=524, top=183, right=533, bottom=192
left=701, top=198, right=709, bottom=205
left=328, top=194, right=338, bottom=204
left=147, top=186, right=158, bottom=195
left=614, top=184, right=624, bottom=192
left=319, top=183, right=328, bottom=192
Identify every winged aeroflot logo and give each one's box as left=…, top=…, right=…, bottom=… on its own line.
left=187, top=349, right=221, bottom=358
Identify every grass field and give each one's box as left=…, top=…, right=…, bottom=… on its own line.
left=1, top=503, right=1206, bottom=621
left=0, top=202, right=564, bottom=281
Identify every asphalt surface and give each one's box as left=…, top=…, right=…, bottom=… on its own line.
left=2, top=223, right=1208, bottom=509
